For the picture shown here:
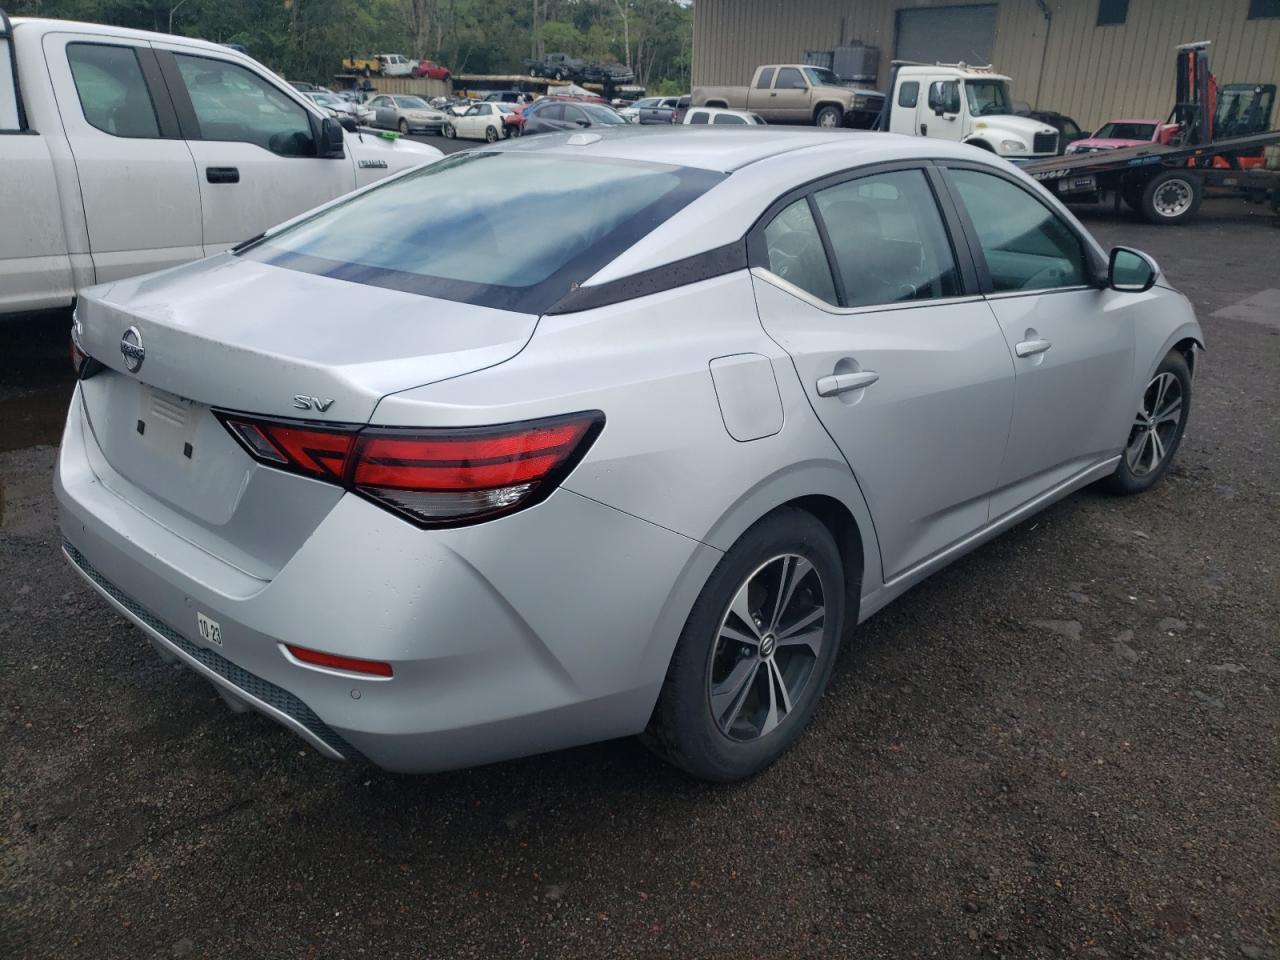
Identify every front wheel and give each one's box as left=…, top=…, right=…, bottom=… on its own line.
left=1140, top=170, right=1202, bottom=224
left=645, top=508, right=845, bottom=782
left=398, top=118, right=409, bottom=135
left=1100, top=350, right=1192, bottom=495
left=814, top=105, right=843, bottom=128
left=442, top=123, right=456, bottom=139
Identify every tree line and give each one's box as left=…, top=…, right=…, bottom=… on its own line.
left=9, top=0, right=694, bottom=92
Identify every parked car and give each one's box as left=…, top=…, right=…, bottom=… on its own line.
left=0, top=13, right=441, bottom=319
left=1066, top=118, right=1180, bottom=154
left=525, top=52, right=585, bottom=81
left=342, top=54, right=415, bottom=77
left=695, top=64, right=883, bottom=128
left=581, top=61, right=635, bottom=85
left=684, top=106, right=766, bottom=126
left=57, top=128, right=1202, bottom=780
left=443, top=101, right=515, bottom=141
left=306, top=92, right=374, bottom=126
left=412, top=59, right=451, bottom=81
left=1012, top=106, right=1088, bottom=153
left=517, top=100, right=626, bottom=136
left=368, top=94, right=448, bottom=134
left=636, top=95, right=682, bottom=124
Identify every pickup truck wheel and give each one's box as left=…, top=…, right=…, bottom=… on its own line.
left=362, top=66, right=371, bottom=77
left=814, top=105, right=843, bottom=128
left=1141, top=171, right=1202, bottom=225
left=554, top=69, right=565, bottom=81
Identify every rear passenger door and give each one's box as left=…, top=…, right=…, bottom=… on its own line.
left=42, top=33, right=203, bottom=283
left=152, top=44, right=356, bottom=253
left=751, top=164, right=1015, bottom=580
left=941, top=165, right=1134, bottom=517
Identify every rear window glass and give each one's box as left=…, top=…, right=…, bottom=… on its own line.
left=241, top=151, right=722, bottom=313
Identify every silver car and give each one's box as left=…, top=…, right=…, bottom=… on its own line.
left=367, top=93, right=447, bottom=134
left=57, top=129, right=1203, bottom=781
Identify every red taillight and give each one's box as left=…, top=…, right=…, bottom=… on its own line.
left=216, top=410, right=603, bottom=527
left=285, top=644, right=393, bottom=678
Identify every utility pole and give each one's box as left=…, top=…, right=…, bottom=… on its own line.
left=168, top=0, right=193, bottom=33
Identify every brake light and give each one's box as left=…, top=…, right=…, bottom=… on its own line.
left=216, top=411, right=603, bottom=527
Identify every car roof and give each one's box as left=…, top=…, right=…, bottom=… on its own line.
left=493, top=126, right=951, bottom=173
left=12, top=15, right=239, bottom=56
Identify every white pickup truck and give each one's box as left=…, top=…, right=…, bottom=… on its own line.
left=1, top=12, right=441, bottom=318
left=880, top=62, right=1060, bottom=159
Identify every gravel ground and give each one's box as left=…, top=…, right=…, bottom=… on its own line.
left=1, top=195, right=1277, bottom=960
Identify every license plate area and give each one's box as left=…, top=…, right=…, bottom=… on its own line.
left=1058, top=175, right=1097, bottom=194
left=136, top=387, right=200, bottom=463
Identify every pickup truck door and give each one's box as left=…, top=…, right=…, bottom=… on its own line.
left=40, top=32, right=204, bottom=284
left=769, top=67, right=811, bottom=123
left=152, top=42, right=357, bottom=254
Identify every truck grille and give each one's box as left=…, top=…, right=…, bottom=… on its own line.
left=63, top=540, right=363, bottom=762
left=1034, top=132, right=1059, bottom=154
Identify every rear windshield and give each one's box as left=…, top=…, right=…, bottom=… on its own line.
left=241, top=151, right=722, bottom=313
left=1094, top=121, right=1156, bottom=140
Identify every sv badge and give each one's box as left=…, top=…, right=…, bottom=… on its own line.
left=293, top=395, right=336, bottom=412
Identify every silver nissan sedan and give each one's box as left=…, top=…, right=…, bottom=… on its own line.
left=56, top=128, right=1203, bottom=781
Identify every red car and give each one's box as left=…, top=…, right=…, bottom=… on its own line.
left=412, top=59, right=451, bottom=81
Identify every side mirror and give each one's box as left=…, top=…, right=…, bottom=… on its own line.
left=575, top=118, right=590, bottom=128
left=1108, top=246, right=1157, bottom=292
left=338, top=115, right=358, bottom=132
left=317, top=116, right=345, bottom=158
left=928, top=81, right=947, bottom=115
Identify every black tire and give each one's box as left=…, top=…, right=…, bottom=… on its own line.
left=553, top=69, right=564, bottom=81
left=814, top=104, right=843, bottom=128
left=362, top=66, right=371, bottom=78
left=442, top=123, right=455, bottom=139
left=1100, top=349, right=1192, bottom=495
left=1140, top=170, right=1202, bottom=224
left=645, top=507, right=846, bottom=782
left=398, top=118, right=409, bottom=135
left=484, top=124, right=499, bottom=142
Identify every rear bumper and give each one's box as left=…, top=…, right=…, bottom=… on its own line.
left=55, top=386, right=720, bottom=772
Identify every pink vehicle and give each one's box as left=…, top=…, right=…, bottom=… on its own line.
left=1065, top=118, right=1180, bottom=154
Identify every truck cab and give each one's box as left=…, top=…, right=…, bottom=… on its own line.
left=885, top=63, right=1059, bottom=158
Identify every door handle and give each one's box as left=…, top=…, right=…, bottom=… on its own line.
left=1015, top=338, right=1052, bottom=358
left=206, top=166, right=240, bottom=184
left=816, top=370, right=879, bottom=397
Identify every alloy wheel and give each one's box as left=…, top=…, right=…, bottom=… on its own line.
left=707, top=554, right=826, bottom=742
left=1153, top=178, right=1194, bottom=218
left=1125, top=371, right=1184, bottom=476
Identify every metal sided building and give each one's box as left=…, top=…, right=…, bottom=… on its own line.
left=692, top=0, right=1280, bottom=131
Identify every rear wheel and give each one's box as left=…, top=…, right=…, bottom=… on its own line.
left=485, top=124, right=499, bottom=142
left=645, top=508, right=845, bottom=782
left=1100, top=350, right=1191, bottom=495
left=814, top=105, right=843, bottom=128
left=1140, top=170, right=1202, bottom=224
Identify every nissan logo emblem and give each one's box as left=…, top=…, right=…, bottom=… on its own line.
left=119, top=326, right=145, bottom=373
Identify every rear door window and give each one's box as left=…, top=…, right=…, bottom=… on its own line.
left=755, top=68, right=775, bottom=89
left=689, top=110, right=709, bottom=125
left=242, top=153, right=723, bottom=313
left=814, top=169, right=960, bottom=307
left=67, top=43, right=161, bottom=138
left=762, top=198, right=837, bottom=304
left=173, top=53, right=315, bottom=156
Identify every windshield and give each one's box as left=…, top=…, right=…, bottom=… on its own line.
left=1094, top=121, right=1156, bottom=140
left=582, top=104, right=625, bottom=125
left=395, top=96, right=428, bottom=108
left=241, top=153, right=723, bottom=312
left=964, top=80, right=1012, bottom=116
left=803, top=66, right=845, bottom=87
left=311, top=94, right=341, bottom=106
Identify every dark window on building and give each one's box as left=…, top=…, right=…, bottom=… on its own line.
left=1248, top=0, right=1280, bottom=18
left=898, top=81, right=919, bottom=108
left=1097, top=0, right=1129, bottom=25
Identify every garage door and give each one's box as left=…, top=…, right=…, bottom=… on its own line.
left=895, top=5, right=998, bottom=66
